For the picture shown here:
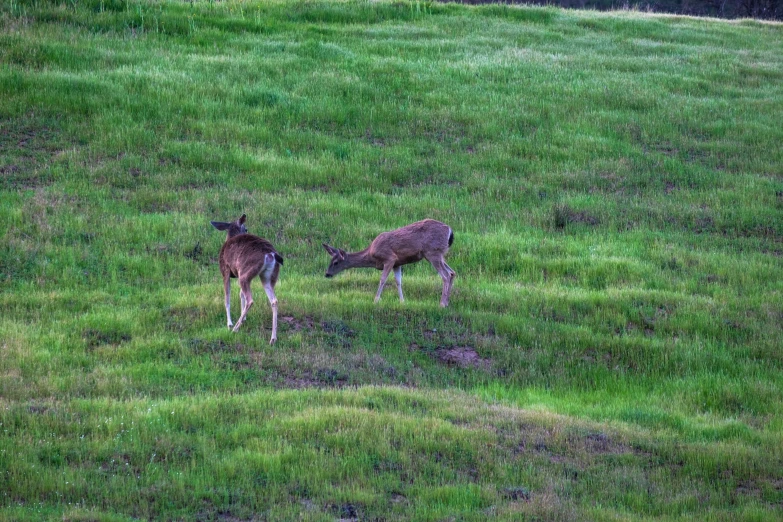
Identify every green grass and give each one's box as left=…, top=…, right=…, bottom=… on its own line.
left=1, top=0, right=782, bottom=519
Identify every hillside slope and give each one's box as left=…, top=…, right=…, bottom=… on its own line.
left=1, top=1, right=782, bottom=519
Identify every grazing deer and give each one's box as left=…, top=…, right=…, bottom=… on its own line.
left=322, top=219, right=456, bottom=307
left=210, top=214, right=283, bottom=344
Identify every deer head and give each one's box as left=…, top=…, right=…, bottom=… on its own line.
left=322, top=243, right=348, bottom=278
left=210, top=214, right=247, bottom=239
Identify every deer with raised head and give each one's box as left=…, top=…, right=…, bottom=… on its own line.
left=210, top=214, right=283, bottom=344
left=322, top=219, right=456, bottom=307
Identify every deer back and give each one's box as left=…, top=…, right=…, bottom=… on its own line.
left=369, top=219, right=451, bottom=263
left=220, top=234, right=283, bottom=277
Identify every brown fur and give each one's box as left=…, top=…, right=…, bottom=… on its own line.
left=211, top=214, right=282, bottom=344
left=323, top=219, right=456, bottom=306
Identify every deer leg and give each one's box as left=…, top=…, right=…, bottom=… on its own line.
left=443, top=261, right=456, bottom=305
left=232, top=278, right=254, bottom=333
left=429, top=257, right=453, bottom=307
left=262, top=279, right=278, bottom=345
left=374, top=264, right=395, bottom=304
left=224, top=275, right=233, bottom=329
left=393, top=266, right=404, bottom=302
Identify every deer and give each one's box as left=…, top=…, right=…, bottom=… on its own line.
left=210, top=214, right=283, bottom=344
left=322, top=219, right=456, bottom=307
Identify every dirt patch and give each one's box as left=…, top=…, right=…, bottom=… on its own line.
left=581, top=431, right=636, bottom=455
left=280, top=315, right=315, bottom=332
left=27, top=403, right=50, bottom=415
left=734, top=477, right=783, bottom=504
left=315, top=368, right=349, bottom=385
left=321, top=319, right=355, bottom=348
left=279, top=315, right=354, bottom=344
left=435, top=346, right=490, bottom=370
left=553, top=204, right=600, bottom=229
left=321, top=319, right=354, bottom=337
left=504, top=423, right=644, bottom=466
left=83, top=328, right=131, bottom=348
left=389, top=493, right=408, bottom=505
left=693, top=214, right=715, bottom=234
left=0, top=114, right=64, bottom=190
left=515, top=435, right=570, bottom=464
left=735, top=480, right=762, bottom=499
left=326, top=502, right=359, bottom=520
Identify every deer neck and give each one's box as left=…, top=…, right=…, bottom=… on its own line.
left=344, top=249, right=376, bottom=269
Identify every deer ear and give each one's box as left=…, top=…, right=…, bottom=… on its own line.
left=322, top=243, right=336, bottom=255
left=338, top=249, right=347, bottom=260
left=211, top=221, right=230, bottom=231
left=238, top=214, right=247, bottom=224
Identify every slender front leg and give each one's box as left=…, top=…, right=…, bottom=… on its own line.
left=393, top=266, right=404, bottom=302
left=263, top=281, right=278, bottom=345
left=224, top=275, right=233, bottom=329
left=374, top=264, right=395, bottom=304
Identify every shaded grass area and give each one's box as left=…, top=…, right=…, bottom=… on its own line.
left=2, top=388, right=782, bottom=520
left=1, top=0, right=782, bottom=519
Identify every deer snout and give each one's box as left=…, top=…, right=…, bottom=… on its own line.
left=325, top=273, right=333, bottom=278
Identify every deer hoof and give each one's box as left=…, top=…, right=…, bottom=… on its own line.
left=269, top=337, right=277, bottom=345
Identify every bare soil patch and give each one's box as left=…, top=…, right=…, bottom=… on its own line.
left=579, top=431, right=637, bottom=455
left=503, top=422, right=645, bottom=469
left=0, top=114, right=64, bottom=190
left=280, top=315, right=316, bottom=332
left=83, top=328, right=132, bottom=348
left=434, top=346, right=490, bottom=370
left=553, top=204, right=600, bottom=229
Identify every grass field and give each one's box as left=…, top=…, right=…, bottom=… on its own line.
left=1, top=0, right=782, bottom=519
